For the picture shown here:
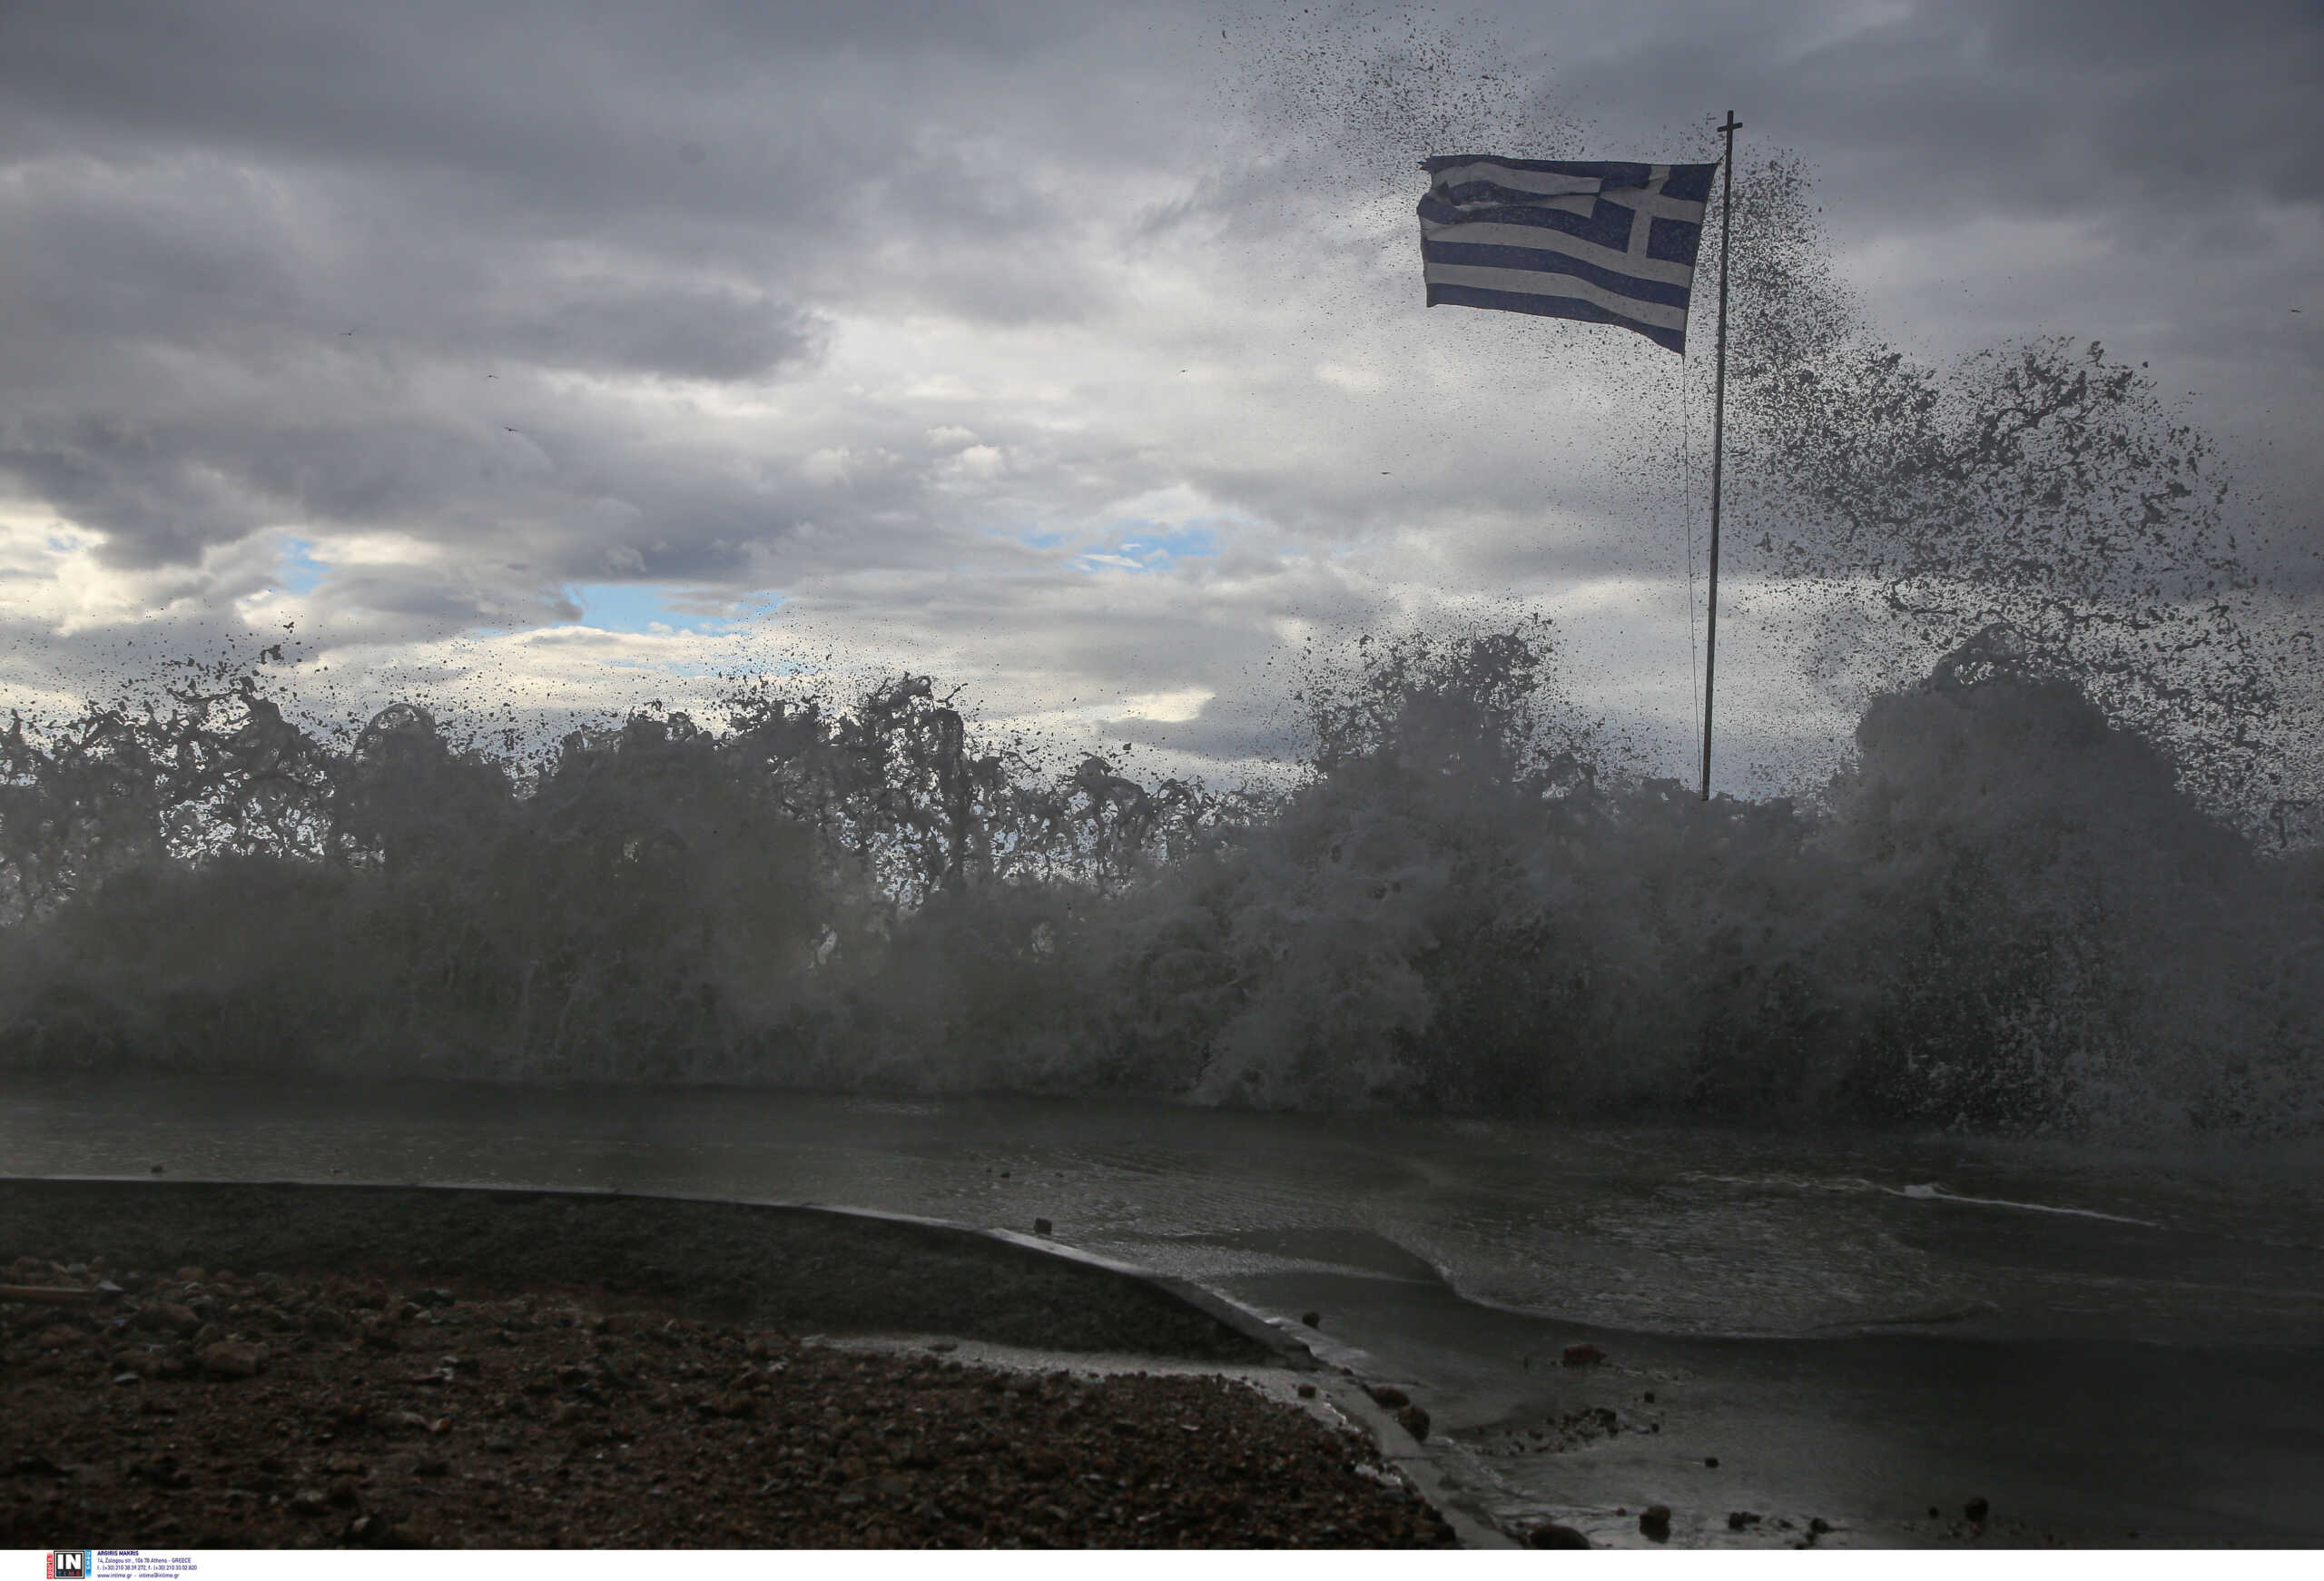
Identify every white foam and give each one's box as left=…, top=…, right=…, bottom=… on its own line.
left=1894, top=1181, right=2162, bottom=1228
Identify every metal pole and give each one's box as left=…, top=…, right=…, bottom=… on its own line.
left=1700, top=110, right=1740, bottom=802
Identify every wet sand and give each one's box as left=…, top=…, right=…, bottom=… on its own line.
left=0, top=1178, right=1270, bottom=1359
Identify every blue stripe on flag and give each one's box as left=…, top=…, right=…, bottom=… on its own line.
left=1419, top=193, right=1638, bottom=252
left=1421, top=239, right=1691, bottom=308
left=1659, top=165, right=1715, bottom=203
left=1648, top=215, right=1704, bottom=266
left=1424, top=282, right=1689, bottom=354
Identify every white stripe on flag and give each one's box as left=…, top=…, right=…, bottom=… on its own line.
left=1590, top=185, right=1709, bottom=222
left=1417, top=220, right=1700, bottom=287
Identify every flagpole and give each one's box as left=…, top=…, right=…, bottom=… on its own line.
left=1700, top=110, right=1740, bottom=802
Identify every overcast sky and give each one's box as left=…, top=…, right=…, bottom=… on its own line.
left=2, top=0, right=2317, bottom=791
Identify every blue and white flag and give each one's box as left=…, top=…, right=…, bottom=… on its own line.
left=1417, top=156, right=1718, bottom=353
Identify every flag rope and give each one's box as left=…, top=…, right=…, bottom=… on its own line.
left=1699, top=110, right=1740, bottom=802
left=1681, top=331, right=1700, bottom=727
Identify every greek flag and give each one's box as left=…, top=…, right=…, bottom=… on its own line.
left=1418, top=156, right=1718, bottom=353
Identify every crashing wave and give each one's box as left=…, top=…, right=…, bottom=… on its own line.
left=0, top=623, right=2315, bottom=1141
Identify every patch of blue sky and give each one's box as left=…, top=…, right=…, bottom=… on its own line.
left=1070, top=521, right=1219, bottom=575
left=562, top=583, right=773, bottom=636
left=275, top=537, right=328, bottom=595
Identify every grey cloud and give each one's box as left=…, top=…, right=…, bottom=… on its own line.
left=497, top=284, right=823, bottom=382
left=0, top=0, right=1170, bottom=586
left=307, top=566, right=581, bottom=630
left=1551, top=0, right=2322, bottom=222
left=1, top=414, right=276, bottom=572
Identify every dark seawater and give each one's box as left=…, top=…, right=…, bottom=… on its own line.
left=6, top=1076, right=2322, bottom=1546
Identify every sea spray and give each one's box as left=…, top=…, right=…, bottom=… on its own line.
left=1693, top=149, right=2311, bottom=825
left=1, top=625, right=2316, bottom=1137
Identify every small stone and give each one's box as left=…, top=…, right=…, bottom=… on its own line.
left=1295, top=1383, right=1316, bottom=1399
left=1367, top=1385, right=1410, bottom=1409
left=1394, top=1403, right=1431, bottom=1441
left=150, top=1165, right=163, bottom=1174
left=1642, top=1390, right=1655, bottom=1403
left=199, top=1340, right=267, bottom=1378
left=1964, top=1497, right=1989, bottom=1524
left=1704, top=1456, right=1719, bottom=1468
left=1808, top=1517, right=1832, bottom=1535
left=1561, top=1342, right=1606, bottom=1367
left=326, top=1477, right=360, bottom=1508
left=1528, top=1523, right=1590, bottom=1548
left=1639, top=1505, right=1672, bottom=1540
left=1300, top=1311, right=1322, bottom=1328
left=1032, top=1218, right=1052, bottom=1236
left=1728, top=1510, right=1762, bottom=1530
left=127, top=1456, right=190, bottom=1487
left=149, top=1301, right=201, bottom=1336
left=289, top=1487, right=329, bottom=1516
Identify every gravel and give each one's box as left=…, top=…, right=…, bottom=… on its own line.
left=0, top=1241, right=1456, bottom=1548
